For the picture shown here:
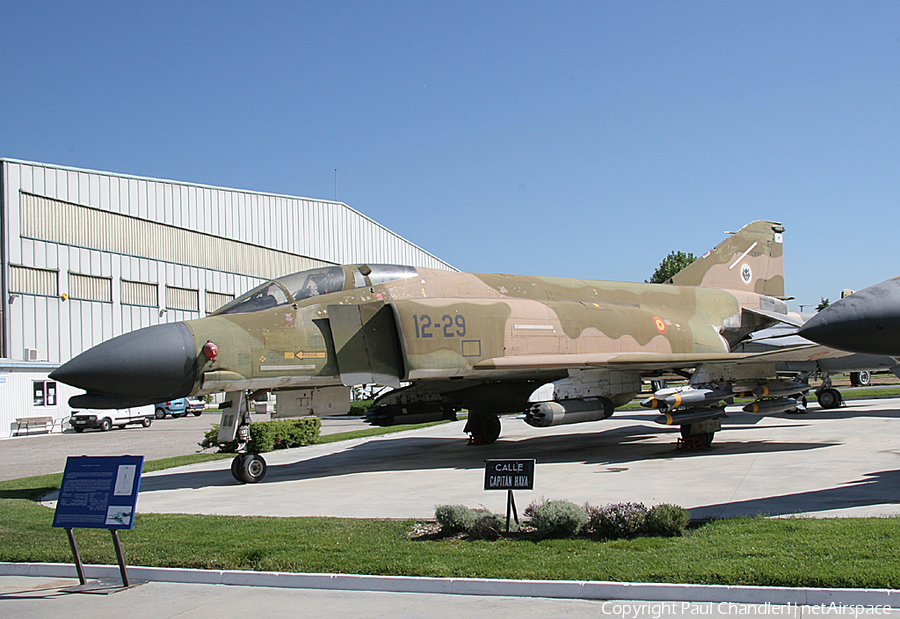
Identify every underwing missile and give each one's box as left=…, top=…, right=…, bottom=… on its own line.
left=743, top=397, right=804, bottom=415
left=642, top=388, right=731, bottom=410
left=750, top=380, right=810, bottom=399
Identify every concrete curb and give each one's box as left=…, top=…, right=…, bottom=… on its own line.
left=2, top=562, right=897, bottom=605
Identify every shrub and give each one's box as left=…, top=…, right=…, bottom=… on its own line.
left=530, top=500, right=588, bottom=539
left=199, top=418, right=321, bottom=454
left=468, top=513, right=504, bottom=540
left=199, top=424, right=233, bottom=452
left=435, top=504, right=478, bottom=533
left=646, top=503, right=691, bottom=537
left=350, top=399, right=373, bottom=415
left=523, top=496, right=548, bottom=519
left=248, top=418, right=321, bottom=453
left=588, top=502, right=649, bottom=540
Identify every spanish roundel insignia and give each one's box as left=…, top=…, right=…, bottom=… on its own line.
left=654, top=317, right=668, bottom=335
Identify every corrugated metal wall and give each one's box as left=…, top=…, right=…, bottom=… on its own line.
left=1, top=159, right=455, bottom=365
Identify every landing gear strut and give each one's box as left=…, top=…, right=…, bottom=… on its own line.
left=219, top=390, right=270, bottom=483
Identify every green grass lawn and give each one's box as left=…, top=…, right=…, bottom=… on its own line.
left=1, top=470, right=899, bottom=588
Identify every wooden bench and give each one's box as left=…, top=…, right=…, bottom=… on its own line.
left=14, top=416, right=57, bottom=436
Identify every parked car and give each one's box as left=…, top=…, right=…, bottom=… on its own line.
left=186, top=397, right=206, bottom=416
left=154, top=398, right=188, bottom=419
left=70, top=405, right=154, bottom=432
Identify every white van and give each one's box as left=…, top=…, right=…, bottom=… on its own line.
left=69, top=405, right=155, bottom=432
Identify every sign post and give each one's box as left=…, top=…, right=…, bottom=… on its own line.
left=484, top=459, right=535, bottom=532
left=52, top=455, right=145, bottom=594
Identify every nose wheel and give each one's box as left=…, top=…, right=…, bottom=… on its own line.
left=231, top=453, right=268, bottom=483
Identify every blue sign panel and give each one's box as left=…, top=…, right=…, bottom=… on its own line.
left=52, top=456, right=144, bottom=530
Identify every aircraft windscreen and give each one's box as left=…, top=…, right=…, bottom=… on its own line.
left=365, top=264, right=419, bottom=286
left=278, top=266, right=347, bottom=302
left=213, top=281, right=291, bottom=315
left=210, top=265, right=415, bottom=315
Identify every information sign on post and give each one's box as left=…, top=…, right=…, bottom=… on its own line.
left=52, top=455, right=145, bottom=592
left=484, top=459, right=535, bottom=531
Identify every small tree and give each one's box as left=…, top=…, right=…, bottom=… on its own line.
left=817, top=297, right=830, bottom=311
left=647, top=251, right=696, bottom=283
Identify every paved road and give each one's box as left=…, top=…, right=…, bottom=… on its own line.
left=1, top=575, right=822, bottom=619
left=0, top=411, right=371, bottom=482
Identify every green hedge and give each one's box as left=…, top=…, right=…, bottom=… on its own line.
left=200, top=417, right=321, bottom=454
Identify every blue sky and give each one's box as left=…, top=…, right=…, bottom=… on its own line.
left=2, top=1, right=898, bottom=310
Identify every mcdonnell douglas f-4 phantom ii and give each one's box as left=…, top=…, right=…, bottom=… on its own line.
left=52, top=220, right=845, bottom=482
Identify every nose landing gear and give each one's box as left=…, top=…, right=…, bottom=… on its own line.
left=231, top=453, right=267, bottom=483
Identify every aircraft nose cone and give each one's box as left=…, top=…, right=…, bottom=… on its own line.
left=798, top=277, right=900, bottom=356
left=50, top=322, right=198, bottom=404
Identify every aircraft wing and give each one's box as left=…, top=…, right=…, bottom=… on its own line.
left=742, top=307, right=805, bottom=328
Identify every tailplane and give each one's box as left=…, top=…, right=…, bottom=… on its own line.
left=669, top=220, right=785, bottom=298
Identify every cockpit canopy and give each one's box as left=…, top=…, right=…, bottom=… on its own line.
left=212, top=264, right=419, bottom=315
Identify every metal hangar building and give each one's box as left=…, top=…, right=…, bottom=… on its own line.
left=0, top=158, right=454, bottom=438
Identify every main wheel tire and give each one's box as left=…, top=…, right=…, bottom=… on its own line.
left=73, top=427, right=84, bottom=433
left=100, top=418, right=112, bottom=432
left=155, top=408, right=166, bottom=419
left=817, top=388, right=842, bottom=409
left=141, top=417, right=152, bottom=428
left=850, top=371, right=872, bottom=387
left=482, top=415, right=501, bottom=444
left=239, top=454, right=267, bottom=483
left=193, top=411, right=202, bottom=417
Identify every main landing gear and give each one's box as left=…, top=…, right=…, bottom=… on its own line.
left=679, top=425, right=715, bottom=448
left=816, top=387, right=843, bottom=410
left=815, top=377, right=844, bottom=410
left=464, top=412, right=501, bottom=445
left=678, top=417, right=722, bottom=449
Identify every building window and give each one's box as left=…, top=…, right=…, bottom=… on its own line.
left=122, top=280, right=158, bottom=307
left=10, top=265, right=58, bottom=297
left=69, top=273, right=112, bottom=302
left=167, top=286, right=199, bottom=312
left=206, top=291, right=234, bottom=314
left=34, top=381, right=57, bottom=406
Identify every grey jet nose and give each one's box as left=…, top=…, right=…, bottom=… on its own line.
left=50, top=322, right=198, bottom=406
left=799, top=277, right=900, bottom=356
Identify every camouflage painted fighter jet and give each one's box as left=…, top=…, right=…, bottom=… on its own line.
left=52, top=220, right=843, bottom=482
left=798, top=277, right=900, bottom=357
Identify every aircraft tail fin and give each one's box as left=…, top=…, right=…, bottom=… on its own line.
left=669, top=220, right=785, bottom=298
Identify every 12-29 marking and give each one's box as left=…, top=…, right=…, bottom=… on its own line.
left=413, top=314, right=467, bottom=339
